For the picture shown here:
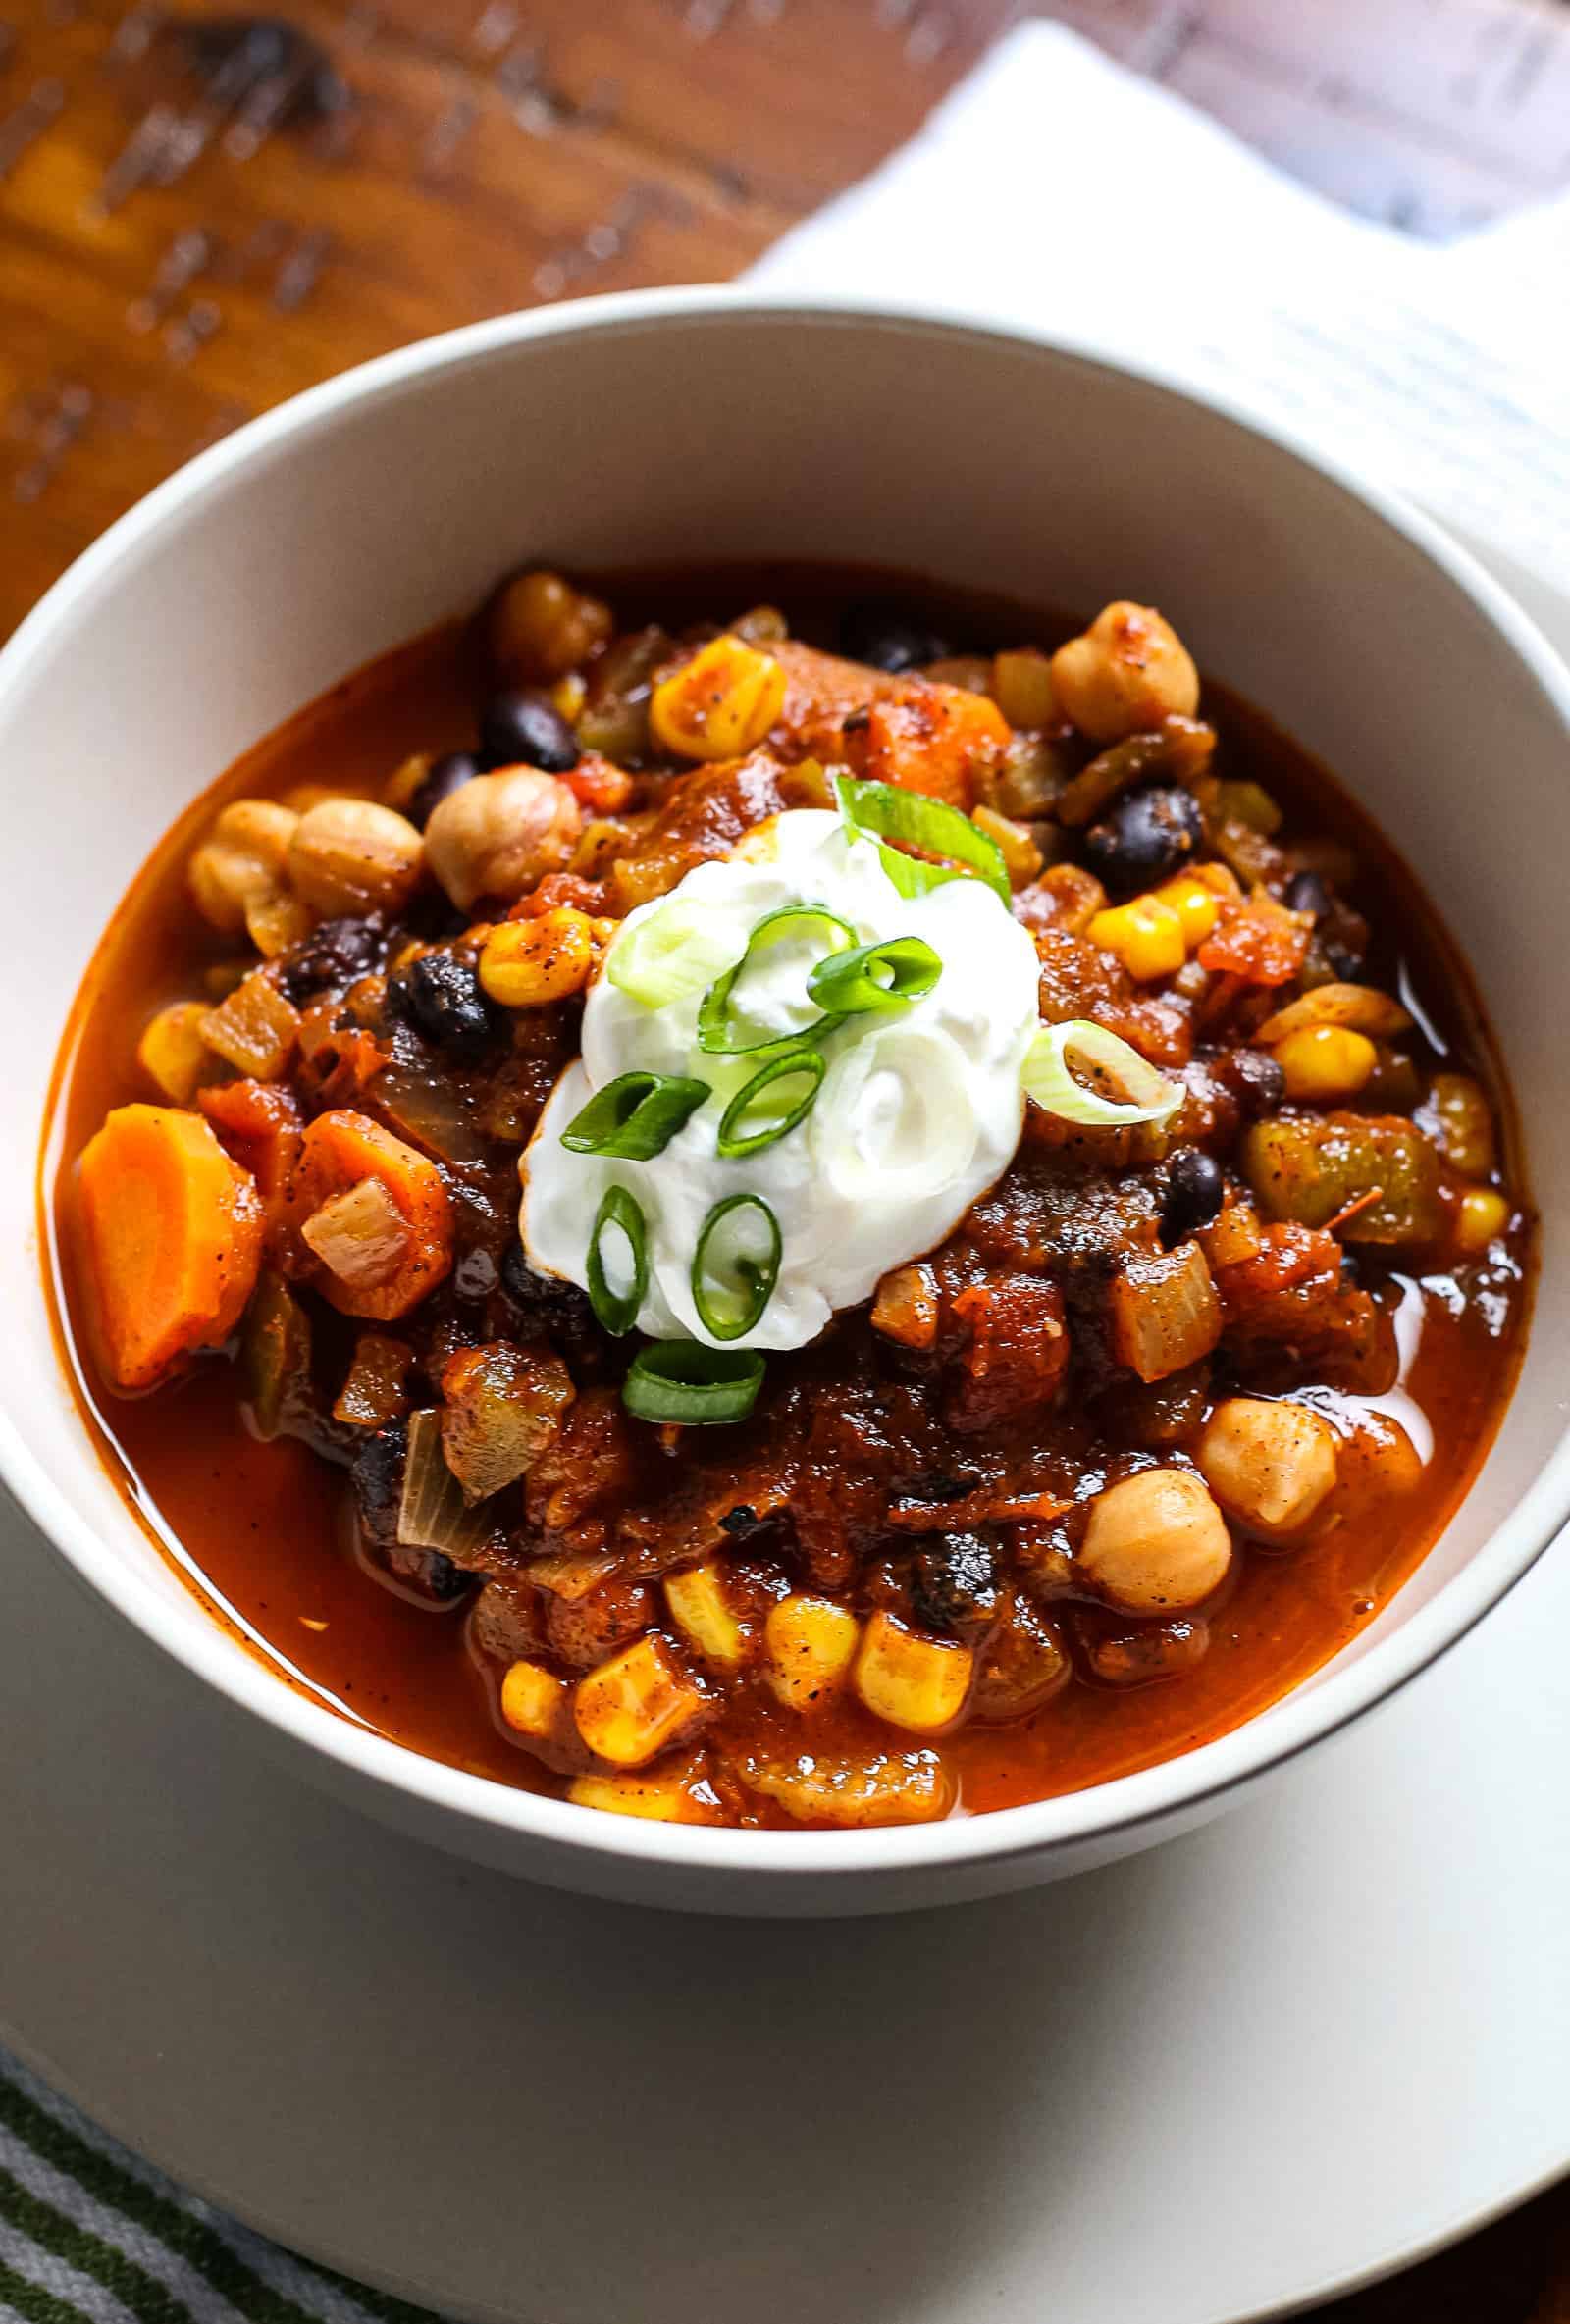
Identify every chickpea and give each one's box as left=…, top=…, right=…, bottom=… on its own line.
left=1050, top=601, right=1200, bottom=744
left=424, top=767, right=582, bottom=911
left=287, top=798, right=425, bottom=918
left=1078, top=1467, right=1232, bottom=1612
left=489, top=568, right=613, bottom=686
left=187, top=799, right=299, bottom=934
left=1197, top=1397, right=1338, bottom=1536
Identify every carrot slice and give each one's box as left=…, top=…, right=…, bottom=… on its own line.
left=298, top=1109, right=453, bottom=1320
left=77, top=1104, right=264, bottom=1393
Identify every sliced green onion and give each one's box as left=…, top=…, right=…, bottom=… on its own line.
left=1022, top=1019, right=1183, bottom=1127
left=623, top=1343, right=766, bottom=1425
left=808, top=935, right=942, bottom=1017
left=691, top=1193, right=782, bottom=1341
left=606, top=899, right=740, bottom=1009
left=716, top=1045, right=827, bottom=1158
left=834, top=772, right=1011, bottom=906
left=560, top=1070, right=709, bottom=1160
left=697, top=902, right=855, bottom=1055
left=586, top=1184, right=648, bottom=1335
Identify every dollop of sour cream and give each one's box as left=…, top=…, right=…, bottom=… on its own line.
left=520, top=807, right=1041, bottom=1351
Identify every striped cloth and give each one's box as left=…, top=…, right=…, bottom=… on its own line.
left=0, top=2054, right=438, bottom=2324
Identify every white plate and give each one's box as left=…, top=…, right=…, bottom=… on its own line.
left=1, top=527, right=1565, bottom=2324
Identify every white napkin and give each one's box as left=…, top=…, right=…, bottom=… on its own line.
left=751, top=22, right=1570, bottom=596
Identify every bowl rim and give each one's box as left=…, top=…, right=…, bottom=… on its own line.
left=6, top=282, right=1569, bottom=1885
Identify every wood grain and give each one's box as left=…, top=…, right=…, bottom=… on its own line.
left=0, top=2, right=1565, bottom=2313
left=0, top=0, right=1011, bottom=633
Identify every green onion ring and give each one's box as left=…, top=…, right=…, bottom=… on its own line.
left=586, top=1185, right=649, bottom=1335
left=691, top=1192, right=782, bottom=1341
left=622, top=1343, right=766, bottom=1425
left=696, top=902, right=856, bottom=1055
left=561, top=1070, right=710, bottom=1160
left=1021, top=1019, right=1183, bottom=1127
left=834, top=772, right=1011, bottom=905
left=808, top=935, right=942, bottom=1016
left=715, top=1044, right=827, bottom=1158
left=604, top=898, right=740, bottom=1009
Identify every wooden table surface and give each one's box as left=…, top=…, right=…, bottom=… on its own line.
left=1, top=1, right=1566, bottom=2314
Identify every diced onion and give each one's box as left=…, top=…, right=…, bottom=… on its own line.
left=1022, top=1020, right=1182, bottom=1127
left=397, top=1408, right=492, bottom=1560
left=606, top=899, right=742, bottom=1009
left=813, top=1023, right=979, bottom=1203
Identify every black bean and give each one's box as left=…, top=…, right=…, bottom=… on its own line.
left=499, top=1243, right=599, bottom=1351
left=837, top=600, right=947, bottom=675
left=1218, top=1046, right=1286, bottom=1120
left=1160, top=1147, right=1226, bottom=1247
left=1286, top=870, right=1330, bottom=918
left=1084, top=785, right=1204, bottom=896
left=911, top=1531, right=1001, bottom=1640
left=352, top=1422, right=407, bottom=1551
left=390, top=949, right=502, bottom=1059
left=478, top=689, right=579, bottom=774
left=407, top=750, right=481, bottom=830
left=280, top=911, right=389, bottom=1005
left=453, top=1247, right=500, bottom=1302
left=351, top=1421, right=472, bottom=1604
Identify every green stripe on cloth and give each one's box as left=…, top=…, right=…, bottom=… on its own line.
left=295, top=2271, right=435, bottom=2324
left=0, top=2064, right=444, bottom=2324
left=0, top=2167, right=190, bottom=2324
left=0, top=2082, right=308, bottom=2324
left=0, top=2253, right=100, bottom=2324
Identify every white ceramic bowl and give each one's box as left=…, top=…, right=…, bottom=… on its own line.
left=4, top=290, right=1568, bottom=1918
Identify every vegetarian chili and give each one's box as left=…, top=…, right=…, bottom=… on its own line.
left=46, top=563, right=1533, bottom=1829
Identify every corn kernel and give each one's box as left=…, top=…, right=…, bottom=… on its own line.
left=1454, top=1186, right=1510, bottom=1255
left=573, top=1635, right=706, bottom=1768
left=569, top=1758, right=722, bottom=1823
left=763, top=1595, right=860, bottom=1711
left=664, top=1563, right=750, bottom=1672
left=135, top=1002, right=213, bottom=1104
left=650, top=635, right=786, bottom=762
left=1155, top=872, right=1223, bottom=949
left=500, top=1658, right=568, bottom=1739
left=855, top=1612, right=973, bottom=1735
left=550, top=672, right=587, bottom=723
left=1275, top=1023, right=1377, bottom=1103
left=480, top=907, right=596, bottom=1007
left=1087, top=895, right=1186, bottom=982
